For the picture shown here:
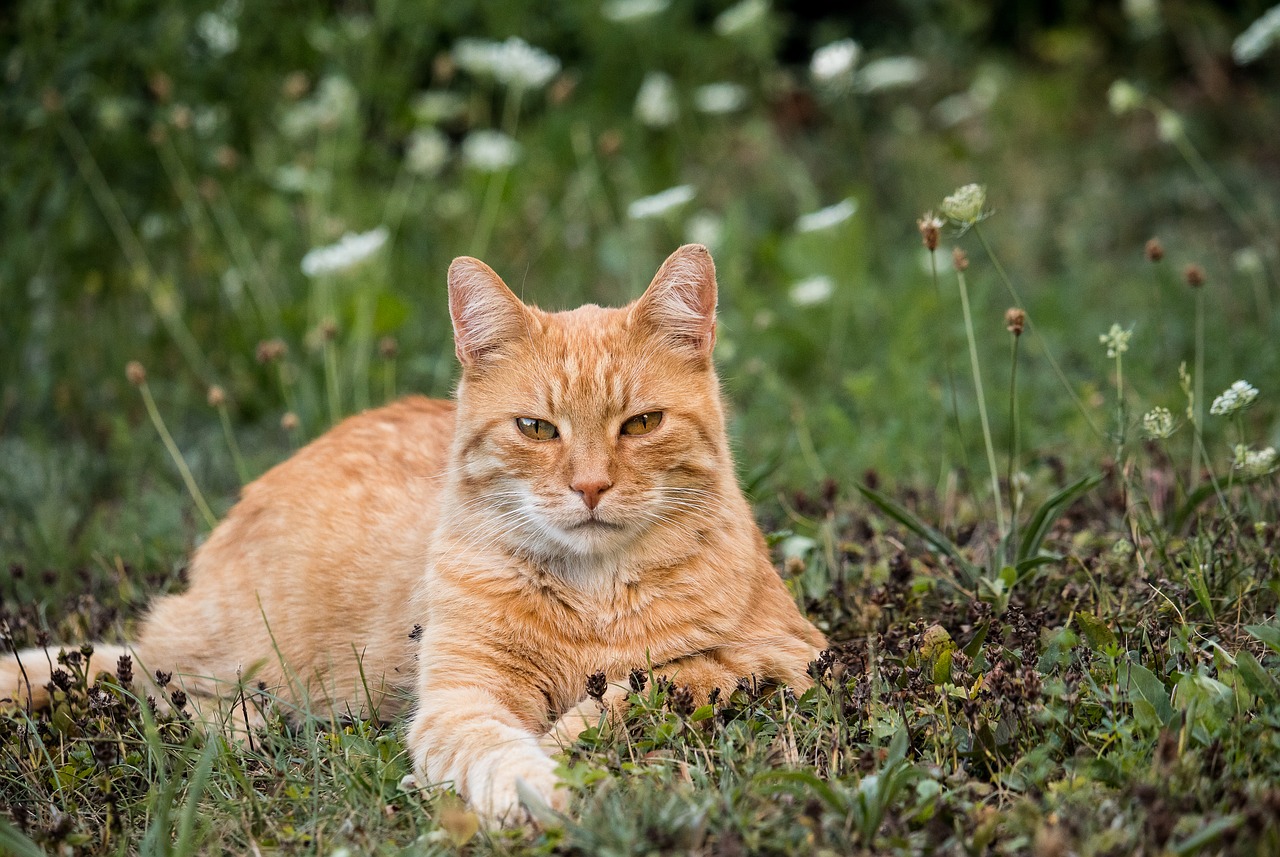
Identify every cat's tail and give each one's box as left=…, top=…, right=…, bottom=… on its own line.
left=2, top=642, right=136, bottom=713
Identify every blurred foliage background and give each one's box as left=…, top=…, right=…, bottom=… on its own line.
left=1, top=0, right=1278, bottom=584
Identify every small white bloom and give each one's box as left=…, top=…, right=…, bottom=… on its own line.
left=1234, top=4, right=1280, bottom=65
left=1142, top=407, right=1176, bottom=439
left=1156, top=108, right=1184, bottom=142
left=461, top=130, right=520, bottom=172
left=300, top=227, right=389, bottom=278
left=453, top=37, right=561, bottom=91
left=790, top=275, right=834, bottom=307
left=1107, top=80, right=1143, bottom=115
left=405, top=128, right=449, bottom=176
left=627, top=185, right=695, bottom=220
left=810, top=39, right=860, bottom=84
left=940, top=183, right=987, bottom=225
left=635, top=72, right=678, bottom=127
left=602, top=0, right=670, bottom=22
left=714, top=0, right=769, bottom=36
left=196, top=11, right=239, bottom=56
left=1233, top=247, right=1264, bottom=276
left=694, top=82, right=748, bottom=114
left=1210, top=380, right=1260, bottom=416
left=685, top=211, right=724, bottom=248
left=1234, top=444, right=1277, bottom=477
left=854, top=56, right=926, bottom=93
left=1099, top=323, right=1133, bottom=358
left=796, top=198, right=857, bottom=233
left=411, top=91, right=467, bottom=125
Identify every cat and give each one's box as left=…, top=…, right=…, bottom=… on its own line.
left=2, top=244, right=827, bottom=824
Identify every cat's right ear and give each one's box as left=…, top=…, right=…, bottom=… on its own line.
left=448, top=256, right=527, bottom=367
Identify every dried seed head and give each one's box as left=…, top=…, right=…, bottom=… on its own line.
left=155, top=669, right=172, bottom=687
left=378, top=336, right=399, bottom=360
left=629, top=667, right=648, bottom=693
left=214, top=145, right=239, bottom=171
left=917, top=212, right=942, bottom=252
left=952, top=247, right=969, bottom=271
left=280, top=412, right=300, bottom=432
left=320, top=319, right=339, bottom=341
left=116, top=654, right=134, bottom=686
left=1184, top=263, right=1205, bottom=288
left=256, top=339, right=287, bottom=363
left=586, top=671, right=608, bottom=701
left=125, top=361, right=147, bottom=386
left=206, top=385, right=226, bottom=407
left=1005, top=307, right=1026, bottom=336
left=282, top=71, right=310, bottom=100
left=148, top=72, right=173, bottom=103
left=170, top=689, right=187, bottom=710
left=597, top=129, right=623, bottom=158
left=1144, top=238, right=1164, bottom=263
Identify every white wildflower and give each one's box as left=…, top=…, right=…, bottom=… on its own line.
left=405, top=128, right=449, bottom=176
left=411, top=91, right=467, bottom=125
left=1234, top=4, right=1280, bottom=64
left=1142, top=407, right=1176, bottom=439
left=714, top=0, right=768, bottom=36
left=461, top=130, right=520, bottom=172
left=1234, top=445, right=1278, bottom=477
left=300, top=227, right=389, bottom=278
left=1099, top=323, right=1133, bottom=358
left=1233, top=247, right=1264, bottom=276
left=453, top=37, right=560, bottom=91
left=694, top=82, right=748, bottom=114
left=196, top=10, right=239, bottom=56
left=1155, top=108, right=1184, bottom=142
left=628, top=185, right=695, bottom=220
left=1210, top=380, right=1260, bottom=416
left=940, top=183, right=987, bottom=226
left=279, top=74, right=359, bottom=138
left=1107, top=80, right=1143, bottom=115
left=810, top=39, right=860, bottom=85
left=854, top=56, right=926, bottom=93
left=796, top=198, right=857, bottom=233
left=635, top=72, right=678, bottom=127
left=790, top=275, right=834, bottom=307
left=685, top=211, right=724, bottom=249
left=603, top=0, right=670, bottom=22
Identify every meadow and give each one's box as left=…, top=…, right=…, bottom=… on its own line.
left=2, top=1, right=1280, bottom=853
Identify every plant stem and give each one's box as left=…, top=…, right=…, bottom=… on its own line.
left=1192, top=287, right=1205, bottom=492
left=216, top=402, right=251, bottom=485
left=139, top=381, right=217, bottom=529
left=1007, top=333, right=1021, bottom=558
left=956, top=267, right=1007, bottom=540
left=931, top=250, right=968, bottom=484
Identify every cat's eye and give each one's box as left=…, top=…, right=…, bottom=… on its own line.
left=515, top=417, right=559, bottom=441
left=620, top=411, right=663, bottom=436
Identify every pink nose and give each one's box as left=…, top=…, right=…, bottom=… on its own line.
left=571, top=478, right=612, bottom=510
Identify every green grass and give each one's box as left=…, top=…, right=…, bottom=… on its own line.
left=3, top=0, right=1280, bottom=853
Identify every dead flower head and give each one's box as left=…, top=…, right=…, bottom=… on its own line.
left=1005, top=307, right=1026, bottom=336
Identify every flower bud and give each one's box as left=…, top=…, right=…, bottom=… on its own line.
left=126, top=361, right=147, bottom=386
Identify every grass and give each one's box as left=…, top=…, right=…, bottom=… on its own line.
left=3, top=0, right=1280, bottom=853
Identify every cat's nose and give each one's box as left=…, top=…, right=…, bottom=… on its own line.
left=571, top=478, right=612, bottom=510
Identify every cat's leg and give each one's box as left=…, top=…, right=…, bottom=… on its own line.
left=406, top=648, right=568, bottom=826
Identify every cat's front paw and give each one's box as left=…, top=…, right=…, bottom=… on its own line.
left=468, top=749, right=567, bottom=826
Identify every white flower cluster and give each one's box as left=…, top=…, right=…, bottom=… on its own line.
left=1142, top=407, right=1176, bottom=439
left=1108, top=80, right=1143, bottom=115
left=1099, top=323, right=1132, bottom=358
left=635, top=72, right=678, bottom=127
left=1210, top=380, right=1259, bottom=416
left=406, top=128, right=449, bottom=176
left=940, top=183, right=987, bottom=225
left=694, top=82, right=748, bottom=114
left=602, top=0, right=669, bottom=22
left=796, top=198, right=857, bottom=233
left=196, top=0, right=240, bottom=57
left=1234, top=4, right=1280, bottom=65
left=462, top=130, right=520, bottom=172
left=1234, top=444, right=1277, bottom=477
left=281, top=75, right=359, bottom=139
left=854, top=56, right=925, bottom=93
left=790, top=275, right=834, bottom=307
left=453, top=37, right=561, bottom=91
left=810, top=39, right=860, bottom=85
left=714, top=0, right=768, bottom=36
left=301, top=227, right=389, bottom=278
left=627, top=185, right=695, bottom=220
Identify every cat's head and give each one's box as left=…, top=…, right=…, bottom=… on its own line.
left=445, top=245, right=730, bottom=561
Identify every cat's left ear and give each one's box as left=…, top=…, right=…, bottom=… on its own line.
left=633, top=244, right=717, bottom=359
left=448, top=256, right=528, bottom=367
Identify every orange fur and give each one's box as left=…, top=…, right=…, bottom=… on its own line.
left=3, top=245, right=825, bottom=824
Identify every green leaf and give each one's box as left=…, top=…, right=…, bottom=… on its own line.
left=858, top=484, right=979, bottom=584
left=1245, top=624, right=1280, bottom=655
left=1017, top=473, right=1102, bottom=563
left=0, top=819, right=46, bottom=857
left=962, top=622, right=990, bottom=659
left=1172, top=814, right=1243, bottom=854
left=754, top=769, right=846, bottom=812
left=690, top=704, right=715, bottom=722
left=933, top=648, right=953, bottom=685
left=1234, top=651, right=1280, bottom=704
left=1074, top=613, right=1118, bottom=651
left=1120, top=662, right=1174, bottom=725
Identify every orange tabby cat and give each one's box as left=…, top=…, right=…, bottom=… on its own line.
left=3, top=245, right=826, bottom=823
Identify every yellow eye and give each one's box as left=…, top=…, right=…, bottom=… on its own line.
left=620, top=411, right=663, bottom=436
left=516, top=417, right=559, bottom=441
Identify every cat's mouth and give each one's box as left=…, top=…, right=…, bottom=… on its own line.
left=568, top=518, right=624, bottom=531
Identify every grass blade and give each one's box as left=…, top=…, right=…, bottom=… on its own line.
left=858, top=484, right=979, bottom=584
left=1017, top=473, right=1102, bottom=563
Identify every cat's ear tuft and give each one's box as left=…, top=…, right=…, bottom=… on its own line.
left=448, top=256, right=526, bottom=366
left=634, top=244, right=717, bottom=359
